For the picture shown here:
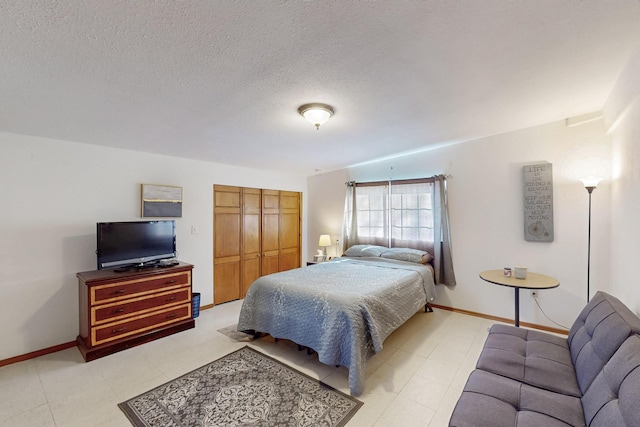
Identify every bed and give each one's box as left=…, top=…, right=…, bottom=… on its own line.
left=236, top=246, right=437, bottom=395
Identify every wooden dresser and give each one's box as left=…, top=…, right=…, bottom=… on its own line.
left=77, top=262, right=195, bottom=361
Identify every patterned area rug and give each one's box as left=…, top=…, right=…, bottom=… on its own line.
left=118, top=346, right=362, bottom=426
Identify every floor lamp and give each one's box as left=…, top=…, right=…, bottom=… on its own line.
left=581, top=177, right=601, bottom=302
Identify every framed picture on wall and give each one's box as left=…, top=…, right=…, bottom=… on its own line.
left=141, top=184, right=183, bottom=218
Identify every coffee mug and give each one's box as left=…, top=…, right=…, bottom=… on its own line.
left=514, top=267, right=527, bottom=279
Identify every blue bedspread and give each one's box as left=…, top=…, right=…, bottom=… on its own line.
left=237, top=257, right=436, bottom=395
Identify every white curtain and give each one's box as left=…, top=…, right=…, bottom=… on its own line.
left=354, top=183, right=389, bottom=247
left=390, top=181, right=434, bottom=253
left=343, top=182, right=390, bottom=249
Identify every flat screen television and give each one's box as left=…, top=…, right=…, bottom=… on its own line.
left=96, top=220, right=177, bottom=270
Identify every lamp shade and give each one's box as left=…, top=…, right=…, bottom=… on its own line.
left=318, top=234, right=331, bottom=247
left=581, top=177, right=602, bottom=188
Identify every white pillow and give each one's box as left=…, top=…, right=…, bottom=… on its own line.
left=380, top=247, right=433, bottom=264
left=344, top=245, right=388, bottom=257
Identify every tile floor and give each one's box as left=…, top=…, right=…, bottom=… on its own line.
left=0, top=301, right=505, bottom=427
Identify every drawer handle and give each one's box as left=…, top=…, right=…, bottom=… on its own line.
left=166, top=313, right=178, bottom=319
left=166, top=296, right=177, bottom=302
left=112, top=308, right=125, bottom=314
left=165, top=280, right=177, bottom=284
left=111, top=289, right=126, bottom=295
left=112, top=327, right=127, bottom=334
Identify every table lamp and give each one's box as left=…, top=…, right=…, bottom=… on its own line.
left=318, top=234, right=331, bottom=261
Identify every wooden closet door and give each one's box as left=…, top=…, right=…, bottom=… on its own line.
left=261, top=189, right=280, bottom=276
left=242, top=187, right=261, bottom=297
left=213, top=185, right=241, bottom=304
left=279, top=191, right=301, bottom=271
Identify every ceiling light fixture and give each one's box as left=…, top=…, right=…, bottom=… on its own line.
left=298, top=103, right=334, bottom=130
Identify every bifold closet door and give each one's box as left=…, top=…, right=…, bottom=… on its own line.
left=242, top=187, right=261, bottom=298
left=214, top=185, right=301, bottom=304
left=213, top=185, right=241, bottom=305
left=279, top=191, right=301, bottom=271
left=261, top=189, right=280, bottom=277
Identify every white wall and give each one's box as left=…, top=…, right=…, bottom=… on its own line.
left=0, top=132, right=307, bottom=361
left=308, top=119, right=612, bottom=329
left=605, top=40, right=640, bottom=313
left=307, top=169, right=350, bottom=259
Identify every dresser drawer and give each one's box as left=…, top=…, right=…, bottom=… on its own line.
left=92, top=271, right=190, bottom=303
left=92, top=288, right=191, bottom=324
left=92, top=304, right=191, bottom=346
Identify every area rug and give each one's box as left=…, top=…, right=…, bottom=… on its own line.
left=217, top=324, right=254, bottom=342
left=118, top=346, right=362, bottom=427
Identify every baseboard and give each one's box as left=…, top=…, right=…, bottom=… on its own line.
left=2, top=303, right=217, bottom=367
left=0, top=341, right=77, bottom=368
left=430, top=303, right=569, bottom=335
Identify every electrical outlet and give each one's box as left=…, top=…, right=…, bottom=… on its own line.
left=531, top=290, right=537, bottom=298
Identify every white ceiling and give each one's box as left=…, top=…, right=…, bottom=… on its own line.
left=2, top=1, right=640, bottom=175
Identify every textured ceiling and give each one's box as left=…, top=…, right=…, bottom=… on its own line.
left=1, top=1, right=640, bottom=175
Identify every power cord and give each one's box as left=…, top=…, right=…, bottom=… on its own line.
left=533, top=296, right=569, bottom=330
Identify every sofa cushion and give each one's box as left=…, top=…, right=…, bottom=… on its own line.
left=449, top=369, right=585, bottom=427
left=580, top=335, right=640, bottom=427
left=475, top=324, right=581, bottom=397
left=568, top=291, right=640, bottom=394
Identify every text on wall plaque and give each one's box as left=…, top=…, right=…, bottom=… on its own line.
left=523, top=163, right=554, bottom=242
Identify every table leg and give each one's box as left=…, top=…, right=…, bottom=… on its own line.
left=514, top=288, right=520, bottom=327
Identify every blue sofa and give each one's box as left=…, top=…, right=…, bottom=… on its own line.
left=449, top=291, right=640, bottom=427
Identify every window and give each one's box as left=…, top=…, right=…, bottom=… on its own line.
left=390, top=181, right=433, bottom=249
left=354, top=183, right=389, bottom=247
left=347, top=179, right=434, bottom=251
left=343, top=175, right=456, bottom=286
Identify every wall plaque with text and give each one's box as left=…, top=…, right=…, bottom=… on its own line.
left=523, top=163, right=554, bottom=242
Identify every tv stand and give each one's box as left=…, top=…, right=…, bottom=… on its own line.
left=77, top=261, right=195, bottom=361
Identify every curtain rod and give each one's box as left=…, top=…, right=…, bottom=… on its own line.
left=345, top=174, right=451, bottom=186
